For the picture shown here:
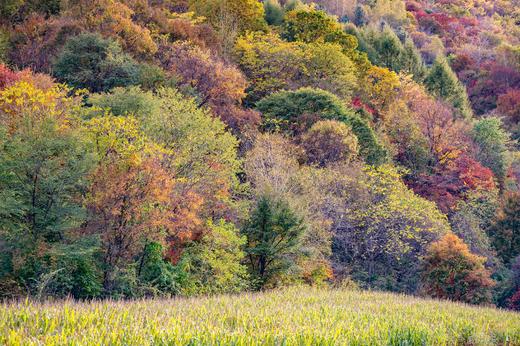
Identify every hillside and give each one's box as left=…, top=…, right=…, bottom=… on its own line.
left=0, top=0, right=520, bottom=315
left=2, top=287, right=520, bottom=345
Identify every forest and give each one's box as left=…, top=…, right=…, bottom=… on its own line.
left=0, top=0, right=519, bottom=312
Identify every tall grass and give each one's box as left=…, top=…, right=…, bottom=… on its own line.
left=1, top=287, right=519, bottom=345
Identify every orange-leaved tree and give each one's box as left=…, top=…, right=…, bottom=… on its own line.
left=420, top=233, right=495, bottom=305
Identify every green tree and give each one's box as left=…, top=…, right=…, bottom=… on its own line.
left=472, top=117, right=510, bottom=186
left=264, top=0, right=285, bottom=26
left=353, top=5, right=368, bottom=27
left=425, top=57, right=472, bottom=119
left=256, top=88, right=387, bottom=165
left=137, top=242, right=180, bottom=297
left=234, top=32, right=357, bottom=103
left=243, top=195, right=306, bottom=288
left=189, top=0, right=266, bottom=33
left=53, top=33, right=142, bottom=92
left=180, top=220, right=249, bottom=294
left=325, top=164, right=450, bottom=292
left=421, top=233, right=495, bottom=305
left=91, top=87, right=242, bottom=223
left=282, top=8, right=357, bottom=52
left=489, top=192, right=520, bottom=265
left=401, top=39, right=427, bottom=82
left=0, top=115, right=95, bottom=297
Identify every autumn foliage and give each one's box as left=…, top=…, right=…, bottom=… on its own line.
left=421, top=233, right=495, bottom=304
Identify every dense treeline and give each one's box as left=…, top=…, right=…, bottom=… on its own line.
left=0, top=0, right=519, bottom=309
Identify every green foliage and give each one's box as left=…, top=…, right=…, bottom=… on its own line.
left=356, top=27, right=426, bottom=82
left=138, top=88, right=241, bottom=197
left=472, top=117, right=511, bottom=186
left=353, top=5, right=368, bottom=27
left=180, top=220, right=249, bottom=294
left=450, top=189, right=499, bottom=263
left=263, top=0, right=285, bottom=26
left=489, top=192, right=520, bottom=265
left=329, top=165, right=450, bottom=292
left=137, top=242, right=180, bottom=297
left=0, top=30, right=9, bottom=63
left=0, top=118, right=94, bottom=297
left=90, top=87, right=241, bottom=203
left=0, top=0, right=23, bottom=18
left=53, top=33, right=142, bottom=92
left=256, top=88, right=387, bottom=165
left=242, top=195, right=306, bottom=288
left=89, top=86, right=160, bottom=118
left=44, top=237, right=102, bottom=299
left=234, top=32, right=357, bottom=103
left=421, top=233, right=495, bottom=305
left=189, top=0, right=267, bottom=33
left=282, top=8, right=357, bottom=52
left=425, top=57, right=472, bottom=119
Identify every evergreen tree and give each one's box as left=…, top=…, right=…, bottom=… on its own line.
left=401, top=39, right=427, bottom=81
left=353, top=5, right=368, bottom=27
left=425, top=57, right=472, bottom=119
left=264, top=0, right=284, bottom=26
left=53, top=33, right=142, bottom=92
left=242, top=195, right=306, bottom=288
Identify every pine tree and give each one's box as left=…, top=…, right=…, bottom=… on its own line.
left=353, top=5, right=367, bottom=27
left=242, top=195, right=306, bottom=288
left=425, top=57, right=472, bottom=119
left=400, top=40, right=427, bottom=82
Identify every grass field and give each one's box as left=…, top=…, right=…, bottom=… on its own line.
left=1, top=287, right=520, bottom=345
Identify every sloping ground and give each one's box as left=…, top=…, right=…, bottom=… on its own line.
left=1, top=287, right=519, bottom=345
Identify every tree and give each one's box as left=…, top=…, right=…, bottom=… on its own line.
left=63, top=0, right=157, bottom=58
left=353, top=5, right=368, bottom=27
left=180, top=219, right=249, bottom=294
left=282, top=8, right=357, bottom=52
left=256, top=88, right=387, bottom=165
left=489, top=192, right=520, bottom=265
left=301, top=120, right=359, bottom=167
left=497, top=89, right=520, bottom=126
left=53, top=33, right=142, bottom=92
left=82, top=115, right=177, bottom=292
left=472, top=118, right=510, bottom=186
left=420, top=233, right=495, bottom=305
left=357, top=27, right=425, bottom=82
left=158, top=42, right=259, bottom=132
left=410, top=96, right=470, bottom=167
left=188, top=0, right=246, bottom=55
left=401, top=39, right=427, bottom=82
left=425, top=57, right=472, bottom=119
left=243, top=195, right=306, bottom=288
left=410, top=154, right=496, bottom=214
left=450, top=189, right=500, bottom=265
left=359, top=65, right=400, bottom=116
left=90, top=86, right=243, bottom=245
left=234, top=32, right=358, bottom=103
left=0, top=79, right=96, bottom=298
left=326, top=164, right=450, bottom=292
left=263, top=0, right=284, bottom=26
left=189, top=0, right=266, bottom=33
